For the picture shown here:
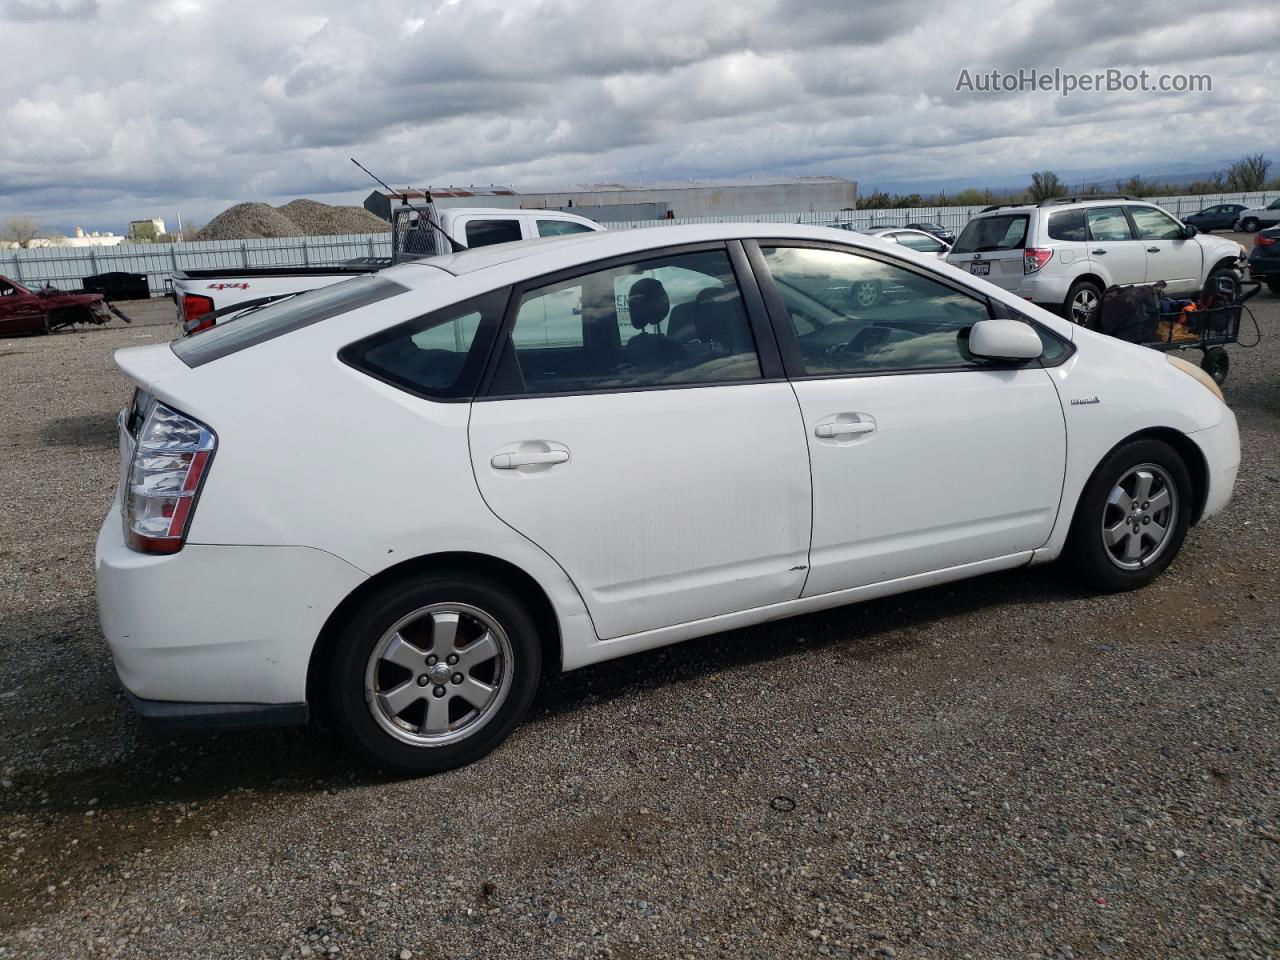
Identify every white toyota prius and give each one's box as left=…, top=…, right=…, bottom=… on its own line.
left=96, top=223, right=1239, bottom=773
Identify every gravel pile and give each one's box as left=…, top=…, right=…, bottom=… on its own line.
left=196, top=200, right=388, bottom=241
left=0, top=269, right=1277, bottom=959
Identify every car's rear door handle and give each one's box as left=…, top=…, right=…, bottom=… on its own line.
left=1146, top=247, right=1161, bottom=253
left=1091, top=249, right=1107, bottom=255
left=491, top=449, right=569, bottom=469
left=815, top=421, right=876, bottom=439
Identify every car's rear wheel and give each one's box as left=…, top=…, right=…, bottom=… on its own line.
left=1065, top=438, right=1192, bottom=592
left=1064, top=279, right=1102, bottom=326
left=329, top=575, right=542, bottom=774
left=1268, top=280, right=1280, bottom=297
left=1241, top=217, right=1261, bottom=233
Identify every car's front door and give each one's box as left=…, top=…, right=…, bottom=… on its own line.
left=1127, top=206, right=1201, bottom=294
left=0, top=279, right=46, bottom=334
left=468, top=243, right=812, bottom=640
left=750, top=242, right=1068, bottom=595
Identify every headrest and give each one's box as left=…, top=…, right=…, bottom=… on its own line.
left=627, top=277, right=670, bottom=330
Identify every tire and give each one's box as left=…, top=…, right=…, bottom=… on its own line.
left=1268, top=280, right=1280, bottom=298
left=1203, top=267, right=1241, bottom=300
left=851, top=280, right=880, bottom=309
left=1201, top=346, right=1230, bottom=385
left=328, top=574, right=542, bottom=774
left=1064, top=438, right=1192, bottom=592
left=1064, top=279, right=1102, bottom=326
left=1241, top=218, right=1260, bottom=233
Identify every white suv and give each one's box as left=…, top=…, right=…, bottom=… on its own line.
left=946, top=197, right=1246, bottom=324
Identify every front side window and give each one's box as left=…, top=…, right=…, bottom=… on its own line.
left=340, top=289, right=509, bottom=399
left=464, top=219, right=523, bottom=248
left=536, top=220, right=595, bottom=237
left=490, top=248, right=761, bottom=396
left=761, top=246, right=995, bottom=375
left=1129, top=207, right=1183, bottom=240
left=951, top=215, right=1028, bottom=254
left=1086, top=207, right=1133, bottom=242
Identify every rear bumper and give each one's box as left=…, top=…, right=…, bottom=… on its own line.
left=95, top=503, right=367, bottom=708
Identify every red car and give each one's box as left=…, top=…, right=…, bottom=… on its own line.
left=0, top=275, right=113, bottom=335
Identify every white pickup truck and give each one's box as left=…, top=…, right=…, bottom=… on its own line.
left=174, top=206, right=603, bottom=333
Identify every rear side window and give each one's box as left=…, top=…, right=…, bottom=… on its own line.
left=172, top=275, right=407, bottom=368
left=1047, top=209, right=1087, bottom=242
left=536, top=219, right=595, bottom=237
left=464, top=219, right=523, bottom=247
left=340, top=289, right=510, bottom=400
left=952, top=215, right=1028, bottom=254
left=488, top=248, right=761, bottom=396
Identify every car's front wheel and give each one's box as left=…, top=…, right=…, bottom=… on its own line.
left=329, top=574, right=542, bottom=774
left=1065, top=438, right=1192, bottom=592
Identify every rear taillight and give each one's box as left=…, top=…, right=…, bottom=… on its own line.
left=123, top=400, right=216, bottom=555
left=180, top=294, right=215, bottom=334
left=1024, top=247, right=1054, bottom=274
left=1255, top=233, right=1277, bottom=247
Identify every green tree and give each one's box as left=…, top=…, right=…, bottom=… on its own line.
left=1027, top=171, right=1065, bottom=203
left=3, top=216, right=40, bottom=249
left=1225, top=154, right=1272, bottom=191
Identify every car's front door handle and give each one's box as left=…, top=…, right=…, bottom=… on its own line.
left=815, top=421, right=876, bottom=439
left=491, top=449, right=569, bottom=469
left=1091, top=249, right=1107, bottom=255
left=1146, top=247, right=1161, bottom=253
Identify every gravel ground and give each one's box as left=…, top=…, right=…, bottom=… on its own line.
left=1, top=274, right=1278, bottom=960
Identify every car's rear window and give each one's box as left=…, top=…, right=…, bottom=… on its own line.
left=172, top=275, right=408, bottom=367
left=1047, top=209, right=1088, bottom=242
left=952, top=214, right=1029, bottom=254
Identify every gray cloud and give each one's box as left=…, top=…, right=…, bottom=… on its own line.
left=2, top=0, right=96, bottom=20
left=0, top=0, right=1275, bottom=233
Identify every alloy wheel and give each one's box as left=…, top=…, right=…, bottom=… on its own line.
left=364, top=603, right=513, bottom=747
left=1101, top=464, right=1178, bottom=570
left=1070, top=288, right=1098, bottom=325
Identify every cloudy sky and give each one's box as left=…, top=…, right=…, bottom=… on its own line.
left=1, top=0, right=1276, bottom=233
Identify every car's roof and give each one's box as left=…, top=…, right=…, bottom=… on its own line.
left=443, top=207, right=594, bottom=220
left=384, top=222, right=883, bottom=280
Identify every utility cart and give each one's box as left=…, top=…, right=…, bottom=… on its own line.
left=1093, top=276, right=1261, bottom=385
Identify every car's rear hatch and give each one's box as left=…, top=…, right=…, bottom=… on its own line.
left=947, top=213, right=1030, bottom=290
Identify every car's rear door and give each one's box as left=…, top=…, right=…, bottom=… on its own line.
left=1127, top=205, right=1201, bottom=294
left=749, top=240, right=1067, bottom=595
left=1085, top=206, right=1145, bottom=285
left=468, top=242, right=811, bottom=640
left=947, top=214, right=1029, bottom=290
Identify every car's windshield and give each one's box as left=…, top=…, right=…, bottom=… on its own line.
left=951, top=215, right=1028, bottom=254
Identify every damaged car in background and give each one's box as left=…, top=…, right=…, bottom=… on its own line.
left=0, top=274, right=129, bottom=336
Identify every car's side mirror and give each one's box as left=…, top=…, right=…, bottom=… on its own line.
left=968, top=319, right=1043, bottom=361
left=1181, top=223, right=1197, bottom=238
